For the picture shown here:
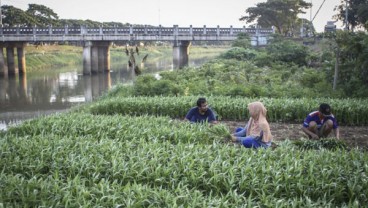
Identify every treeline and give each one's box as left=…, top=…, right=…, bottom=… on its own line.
left=1, top=4, right=132, bottom=27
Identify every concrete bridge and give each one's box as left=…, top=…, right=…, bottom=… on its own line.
left=0, top=25, right=274, bottom=76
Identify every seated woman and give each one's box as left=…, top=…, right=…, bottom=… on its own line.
left=231, top=101, right=272, bottom=149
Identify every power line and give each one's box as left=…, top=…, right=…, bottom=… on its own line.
left=312, top=0, right=326, bottom=22
left=0, top=0, right=2, bottom=25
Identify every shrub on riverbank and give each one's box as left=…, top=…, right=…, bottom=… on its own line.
left=121, top=58, right=342, bottom=98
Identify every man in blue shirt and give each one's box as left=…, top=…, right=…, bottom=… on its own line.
left=185, top=97, right=218, bottom=124
left=302, top=103, right=340, bottom=139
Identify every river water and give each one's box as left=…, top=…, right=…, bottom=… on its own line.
left=0, top=54, right=218, bottom=131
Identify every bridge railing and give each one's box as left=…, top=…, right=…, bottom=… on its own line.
left=0, top=25, right=274, bottom=37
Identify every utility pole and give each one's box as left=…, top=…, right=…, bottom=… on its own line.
left=333, top=46, right=340, bottom=91
left=345, top=0, right=349, bottom=30
left=0, top=0, right=2, bottom=26
left=310, top=0, right=312, bottom=22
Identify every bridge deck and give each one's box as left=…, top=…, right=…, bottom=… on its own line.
left=0, top=25, right=273, bottom=42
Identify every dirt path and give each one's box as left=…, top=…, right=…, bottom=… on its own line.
left=222, top=121, right=368, bottom=150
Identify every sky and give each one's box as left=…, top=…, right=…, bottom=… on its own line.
left=3, top=0, right=342, bottom=32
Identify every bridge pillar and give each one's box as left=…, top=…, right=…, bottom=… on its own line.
left=0, top=46, right=7, bottom=77
left=83, top=41, right=92, bottom=75
left=0, top=75, right=7, bottom=100
left=17, top=44, right=26, bottom=74
left=91, top=46, right=99, bottom=74
left=104, top=46, right=110, bottom=72
left=83, top=75, right=93, bottom=102
left=83, top=41, right=111, bottom=75
left=98, top=47, right=104, bottom=73
left=104, top=72, right=111, bottom=89
left=19, top=73, right=28, bottom=100
left=173, top=40, right=190, bottom=69
left=91, top=74, right=100, bottom=97
left=6, top=47, right=17, bottom=75
left=93, top=42, right=111, bottom=72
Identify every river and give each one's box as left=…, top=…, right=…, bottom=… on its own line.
left=0, top=52, right=222, bottom=130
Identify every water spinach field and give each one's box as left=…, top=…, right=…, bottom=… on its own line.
left=1, top=95, right=368, bottom=207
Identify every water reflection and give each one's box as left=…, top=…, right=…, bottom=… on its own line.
left=0, top=55, right=217, bottom=130
left=0, top=70, right=114, bottom=129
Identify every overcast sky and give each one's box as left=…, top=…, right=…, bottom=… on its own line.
left=3, top=0, right=342, bottom=32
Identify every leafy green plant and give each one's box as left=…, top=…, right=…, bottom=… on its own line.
left=1, top=115, right=367, bottom=207
left=86, top=96, right=368, bottom=125
left=207, top=124, right=232, bottom=142
left=292, top=138, right=348, bottom=150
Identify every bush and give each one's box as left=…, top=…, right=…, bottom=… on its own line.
left=266, top=39, right=310, bottom=66
left=299, top=68, right=326, bottom=88
left=231, top=33, right=251, bottom=48
left=133, top=75, right=157, bottom=96
left=220, top=47, right=257, bottom=61
left=133, top=75, right=183, bottom=96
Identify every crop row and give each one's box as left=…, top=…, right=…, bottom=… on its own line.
left=1, top=113, right=367, bottom=206
left=85, top=96, right=368, bottom=125
left=4, top=113, right=218, bottom=144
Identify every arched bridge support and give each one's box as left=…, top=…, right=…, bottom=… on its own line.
left=83, top=41, right=111, bottom=75
left=173, top=40, right=190, bottom=69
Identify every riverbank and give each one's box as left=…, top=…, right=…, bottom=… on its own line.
left=23, top=44, right=229, bottom=72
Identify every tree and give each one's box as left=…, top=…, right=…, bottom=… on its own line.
left=1, top=4, right=132, bottom=27
left=335, top=0, right=368, bottom=31
left=323, top=31, right=368, bottom=96
left=240, top=0, right=311, bottom=36
left=26, top=4, right=59, bottom=26
left=1, top=5, right=37, bottom=26
left=334, top=0, right=368, bottom=31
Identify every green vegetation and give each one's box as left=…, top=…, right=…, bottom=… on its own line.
left=1, top=4, right=129, bottom=27
left=123, top=58, right=339, bottom=98
left=1, top=113, right=367, bottom=207
left=25, top=45, right=82, bottom=71
left=240, top=0, right=312, bottom=35
left=103, top=31, right=367, bottom=98
left=2, top=29, right=368, bottom=206
left=335, top=0, right=368, bottom=31
left=1, top=1, right=368, bottom=206
left=85, top=96, right=368, bottom=125
left=23, top=45, right=228, bottom=72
